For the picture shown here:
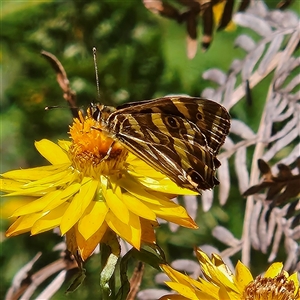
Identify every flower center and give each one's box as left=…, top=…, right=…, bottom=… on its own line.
left=68, top=109, right=128, bottom=178
left=242, top=273, right=297, bottom=300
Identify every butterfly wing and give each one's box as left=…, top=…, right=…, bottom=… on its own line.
left=105, top=97, right=230, bottom=192
left=116, top=97, right=230, bottom=154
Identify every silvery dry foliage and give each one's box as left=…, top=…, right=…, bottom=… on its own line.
left=203, top=1, right=299, bottom=268
left=5, top=2, right=299, bottom=300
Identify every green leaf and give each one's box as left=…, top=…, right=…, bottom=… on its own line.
left=66, top=268, right=86, bottom=294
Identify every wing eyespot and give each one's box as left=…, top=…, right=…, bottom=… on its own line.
left=187, top=168, right=203, bottom=186
left=196, top=112, right=203, bottom=120
left=165, top=116, right=180, bottom=129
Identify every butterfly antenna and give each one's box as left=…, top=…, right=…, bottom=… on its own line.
left=45, top=105, right=81, bottom=111
left=93, top=47, right=101, bottom=102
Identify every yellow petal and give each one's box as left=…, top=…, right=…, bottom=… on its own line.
left=49, top=172, right=78, bottom=187
left=193, top=279, right=219, bottom=297
left=118, top=176, right=179, bottom=205
left=128, top=170, right=197, bottom=195
left=57, top=140, right=71, bottom=152
left=234, top=260, right=253, bottom=292
left=104, top=185, right=130, bottom=224
left=76, top=222, right=108, bottom=261
left=77, top=201, right=108, bottom=240
left=161, top=264, right=191, bottom=284
left=264, top=262, right=283, bottom=278
left=35, top=139, right=70, bottom=165
left=218, top=286, right=235, bottom=300
left=1, top=164, right=70, bottom=181
left=1, top=197, right=34, bottom=219
left=43, top=183, right=81, bottom=211
left=6, top=212, right=44, bottom=237
left=162, top=261, right=220, bottom=298
left=194, top=291, right=216, bottom=300
left=162, top=266, right=214, bottom=298
left=142, top=177, right=198, bottom=195
left=5, top=185, right=57, bottom=197
left=195, top=248, right=209, bottom=263
left=23, top=170, right=72, bottom=188
left=288, top=272, right=299, bottom=296
left=199, top=255, right=239, bottom=295
left=60, top=178, right=98, bottom=235
left=31, top=202, right=69, bottom=234
left=121, top=192, right=157, bottom=221
left=105, top=210, right=141, bottom=249
left=126, top=154, right=198, bottom=195
left=0, top=178, right=27, bottom=193
left=11, top=190, right=61, bottom=217
left=164, top=282, right=198, bottom=300
left=211, top=253, right=233, bottom=279
left=196, top=250, right=226, bottom=281
left=146, top=201, right=197, bottom=229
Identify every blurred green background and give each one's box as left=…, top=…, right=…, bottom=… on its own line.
left=1, top=1, right=298, bottom=299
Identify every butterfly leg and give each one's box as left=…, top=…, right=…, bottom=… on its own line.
left=100, top=140, right=116, bottom=162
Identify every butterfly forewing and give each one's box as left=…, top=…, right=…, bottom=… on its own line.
left=115, top=97, right=230, bottom=153
left=95, top=96, right=230, bottom=193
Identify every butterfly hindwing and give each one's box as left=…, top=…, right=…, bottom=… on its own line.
left=106, top=112, right=218, bottom=190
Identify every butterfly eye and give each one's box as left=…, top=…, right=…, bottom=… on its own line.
left=166, top=116, right=180, bottom=129
left=92, top=106, right=101, bottom=121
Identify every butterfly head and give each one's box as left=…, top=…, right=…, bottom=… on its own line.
left=89, top=103, right=116, bottom=123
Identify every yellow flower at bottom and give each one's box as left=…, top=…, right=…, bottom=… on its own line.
left=160, top=249, right=300, bottom=300
left=0, top=109, right=197, bottom=260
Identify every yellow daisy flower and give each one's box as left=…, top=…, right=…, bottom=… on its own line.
left=0, top=109, right=197, bottom=260
left=160, top=249, right=300, bottom=300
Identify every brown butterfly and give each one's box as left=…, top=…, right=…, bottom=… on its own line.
left=91, top=96, right=230, bottom=193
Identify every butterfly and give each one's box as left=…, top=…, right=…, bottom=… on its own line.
left=90, top=96, right=230, bottom=193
